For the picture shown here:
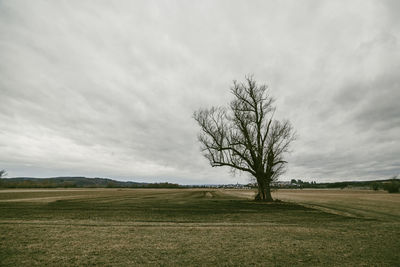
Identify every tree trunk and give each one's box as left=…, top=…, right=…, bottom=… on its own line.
left=264, top=183, right=273, bottom=202
left=254, top=176, right=273, bottom=202
left=255, top=181, right=263, bottom=201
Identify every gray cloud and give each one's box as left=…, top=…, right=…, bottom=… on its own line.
left=0, top=0, right=399, bottom=183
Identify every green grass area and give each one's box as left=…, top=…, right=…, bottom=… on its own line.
left=0, top=189, right=399, bottom=266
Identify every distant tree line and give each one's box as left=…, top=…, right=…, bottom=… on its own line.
left=0, top=180, right=182, bottom=189
left=273, top=177, right=399, bottom=193
left=1, top=169, right=398, bottom=193
left=372, top=176, right=400, bottom=193
left=0, top=176, right=182, bottom=189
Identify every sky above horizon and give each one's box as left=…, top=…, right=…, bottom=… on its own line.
left=1, top=0, right=399, bottom=184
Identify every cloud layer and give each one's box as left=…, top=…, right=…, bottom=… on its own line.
left=1, top=0, right=399, bottom=183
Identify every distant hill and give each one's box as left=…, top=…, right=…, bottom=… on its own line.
left=0, top=176, right=181, bottom=188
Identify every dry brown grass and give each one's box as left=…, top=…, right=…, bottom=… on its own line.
left=272, top=189, right=400, bottom=220
left=0, top=188, right=399, bottom=266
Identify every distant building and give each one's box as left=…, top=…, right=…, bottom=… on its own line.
left=271, top=181, right=291, bottom=187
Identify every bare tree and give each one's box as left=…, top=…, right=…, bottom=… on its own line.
left=0, top=169, right=7, bottom=178
left=193, top=76, right=295, bottom=201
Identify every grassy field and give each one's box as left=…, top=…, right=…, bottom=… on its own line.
left=0, top=188, right=399, bottom=266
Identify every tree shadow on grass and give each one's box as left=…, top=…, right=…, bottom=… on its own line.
left=0, top=190, right=361, bottom=224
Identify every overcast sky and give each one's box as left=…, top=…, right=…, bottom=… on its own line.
left=1, top=0, right=399, bottom=184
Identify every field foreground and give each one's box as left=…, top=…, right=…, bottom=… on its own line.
left=0, top=188, right=399, bottom=266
